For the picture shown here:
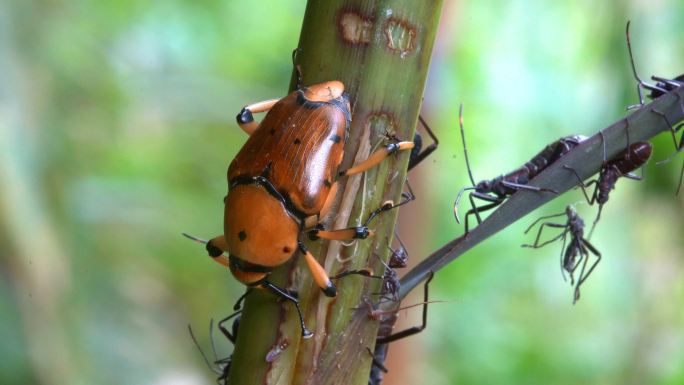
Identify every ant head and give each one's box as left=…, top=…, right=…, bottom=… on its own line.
left=476, top=180, right=492, bottom=192
left=565, top=205, right=577, bottom=218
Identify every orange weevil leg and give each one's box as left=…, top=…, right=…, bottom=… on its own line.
left=236, top=98, right=280, bottom=135
left=182, top=233, right=230, bottom=267
left=318, top=181, right=340, bottom=219
left=298, top=242, right=337, bottom=297
left=309, top=227, right=375, bottom=241
left=339, top=141, right=415, bottom=177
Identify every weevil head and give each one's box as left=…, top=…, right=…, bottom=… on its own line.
left=223, top=184, right=299, bottom=285
left=303, top=81, right=345, bottom=102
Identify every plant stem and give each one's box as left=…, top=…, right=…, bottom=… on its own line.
left=227, top=1, right=444, bottom=384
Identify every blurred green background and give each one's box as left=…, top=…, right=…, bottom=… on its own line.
left=1, top=1, right=683, bottom=384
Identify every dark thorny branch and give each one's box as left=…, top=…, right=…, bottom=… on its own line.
left=395, top=86, right=684, bottom=305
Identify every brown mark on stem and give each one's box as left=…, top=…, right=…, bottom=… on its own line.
left=384, top=18, right=417, bottom=57
left=366, top=112, right=397, bottom=140
left=338, top=11, right=374, bottom=45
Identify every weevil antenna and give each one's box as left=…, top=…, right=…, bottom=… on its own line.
left=459, top=104, right=477, bottom=187
left=625, top=21, right=646, bottom=105
left=182, top=232, right=208, bottom=245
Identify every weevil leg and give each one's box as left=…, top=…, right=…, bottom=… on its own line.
left=375, top=272, right=434, bottom=345
left=183, top=233, right=231, bottom=267
left=258, top=279, right=313, bottom=338
left=236, top=98, right=280, bottom=135
left=308, top=226, right=374, bottom=242
left=407, top=115, right=439, bottom=171
left=309, top=183, right=414, bottom=242
left=338, top=141, right=415, bottom=177
left=298, top=241, right=337, bottom=297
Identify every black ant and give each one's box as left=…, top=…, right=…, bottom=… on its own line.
left=368, top=272, right=434, bottom=385
left=625, top=20, right=684, bottom=194
left=522, top=206, right=601, bottom=303
left=454, top=104, right=587, bottom=232
left=564, top=141, right=652, bottom=237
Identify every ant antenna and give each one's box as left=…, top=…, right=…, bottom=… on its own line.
left=459, top=104, right=477, bottom=187
left=292, top=48, right=303, bottom=90
left=625, top=21, right=646, bottom=106
left=453, top=104, right=477, bottom=223
left=188, top=324, right=221, bottom=375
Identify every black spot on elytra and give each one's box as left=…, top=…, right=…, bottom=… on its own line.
left=238, top=231, right=247, bottom=241
left=330, top=134, right=341, bottom=143
left=294, top=138, right=301, bottom=145
left=283, top=246, right=292, bottom=253
left=270, top=127, right=276, bottom=135
left=323, top=179, right=332, bottom=188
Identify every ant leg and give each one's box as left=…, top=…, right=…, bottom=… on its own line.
left=677, top=157, right=684, bottom=196
left=622, top=172, right=643, bottom=181
left=407, top=115, right=439, bottom=171
left=375, top=272, right=434, bottom=345
left=236, top=98, right=280, bottom=135
left=574, top=241, right=602, bottom=304
left=559, top=234, right=570, bottom=282
left=587, top=204, right=605, bottom=240
left=464, top=193, right=502, bottom=233
left=650, top=107, right=682, bottom=152
left=521, top=222, right=568, bottom=249
left=338, top=141, right=415, bottom=177
left=217, top=310, right=243, bottom=344
left=259, top=279, right=313, bottom=338
left=364, top=180, right=416, bottom=226
left=562, top=165, right=599, bottom=205
left=500, top=180, right=558, bottom=194
left=523, top=212, right=566, bottom=234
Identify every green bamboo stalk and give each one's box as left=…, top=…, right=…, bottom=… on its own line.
left=227, top=1, right=444, bottom=384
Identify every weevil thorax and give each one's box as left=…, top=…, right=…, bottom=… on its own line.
left=223, top=184, right=299, bottom=285
left=302, top=81, right=345, bottom=102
